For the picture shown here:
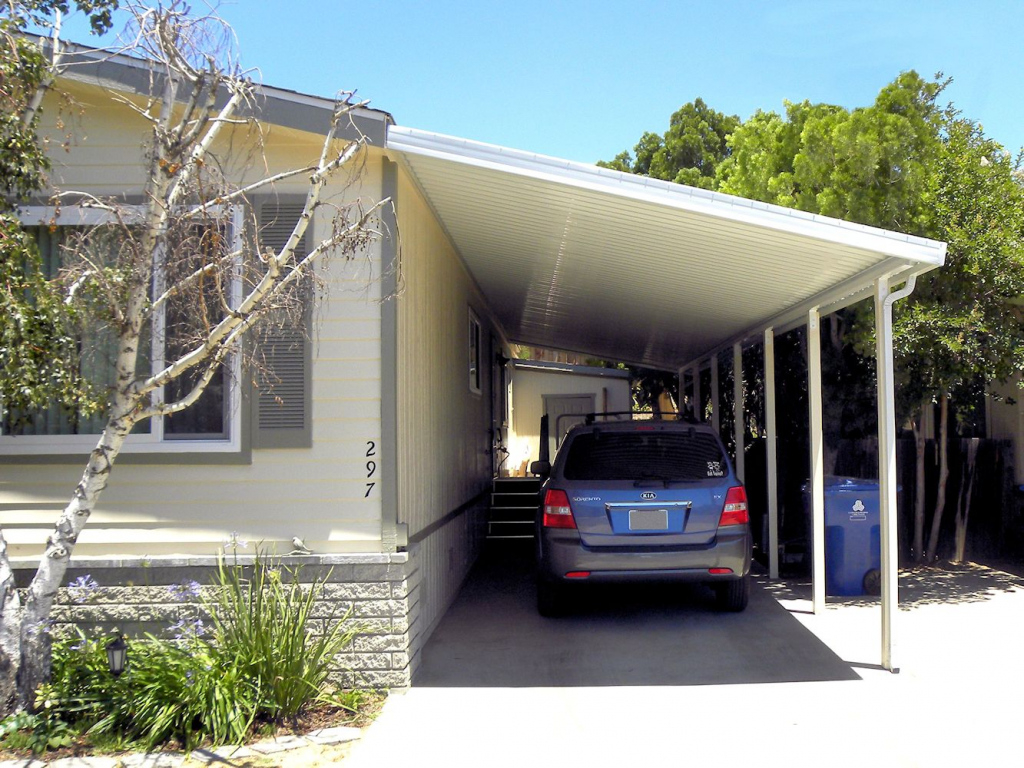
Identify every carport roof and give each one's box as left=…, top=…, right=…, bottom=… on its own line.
left=386, top=126, right=947, bottom=371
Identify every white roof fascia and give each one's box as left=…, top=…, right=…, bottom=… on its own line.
left=387, top=126, right=948, bottom=267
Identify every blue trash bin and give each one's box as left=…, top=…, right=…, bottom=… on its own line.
left=803, top=477, right=883, bottom=596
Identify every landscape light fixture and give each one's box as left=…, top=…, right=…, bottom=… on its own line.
left=105, top=635, right=128, bottom=678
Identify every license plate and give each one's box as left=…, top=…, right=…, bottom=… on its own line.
left=629, top=508, right=669, bottom=531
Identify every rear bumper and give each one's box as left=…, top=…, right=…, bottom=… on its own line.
left=538, top=526, right=751, bottom=583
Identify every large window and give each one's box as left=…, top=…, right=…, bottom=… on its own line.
left=0, top=206, right=243, bottom=454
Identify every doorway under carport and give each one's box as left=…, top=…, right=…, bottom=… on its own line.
left=385, top=125, right=948, bottom=671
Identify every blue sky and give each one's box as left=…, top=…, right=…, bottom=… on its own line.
left=52, top=0, right=1023, bottom=164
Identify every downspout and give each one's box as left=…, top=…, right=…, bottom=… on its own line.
left=876, top=270, right=918, bottom=672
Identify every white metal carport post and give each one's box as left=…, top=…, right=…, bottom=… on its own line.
left=693, top=366, right=701, bottom=422
left=733, top=343, right=745, bottom=482
left=875, top=274, right=916, bottom=672
left=808, top=310, right=826, bottom=613
left=764, top=328, right=780, bottom=580
left=710, top=355, right=720, bottom=433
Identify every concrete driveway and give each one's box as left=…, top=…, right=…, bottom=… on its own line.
left=346, top=543, right=1024, bottom=768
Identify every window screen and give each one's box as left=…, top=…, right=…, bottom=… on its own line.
left=563, top=431, right=727, bottom=481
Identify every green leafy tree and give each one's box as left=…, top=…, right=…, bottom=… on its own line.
left=0, top=0, right=118, bottom=714
left=718, top=72, right=945, bottom=235
left=0, top=2, right=117, bottom=418
left=599, top=98, right=739, bottom=190
left=894, top=114, right=1024, bottom=562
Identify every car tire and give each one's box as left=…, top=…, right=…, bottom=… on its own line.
left=863, top=568, right=882, bottom=596
left=537, top=577, right=565, bottom=617
left=715, top=574, right=749, bottom=612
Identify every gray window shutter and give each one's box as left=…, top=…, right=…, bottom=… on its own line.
left=252, top=198, right=313, bottom=449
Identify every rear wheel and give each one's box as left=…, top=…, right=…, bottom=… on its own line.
left=537, top=577, right=565, bottom=617
left=863, top=568, right=881, bottom=596
left=715, top=574, right=749, bottom=612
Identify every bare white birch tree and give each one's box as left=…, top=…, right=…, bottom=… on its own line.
left=0, top=2, right=388, bottom=711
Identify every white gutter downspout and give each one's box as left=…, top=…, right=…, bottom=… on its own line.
left=711, top=355, right=720, bottom=434
left=875, top=272, right=918, bottom=672
left=693, top=365, right=702, bottom=422
left=733, top=343, right=745, bottom=483
left=808, top=309, right=826, bottom=614
left=764, top=328, right=780, bottom=580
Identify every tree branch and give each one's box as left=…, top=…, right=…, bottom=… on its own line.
left=20, top=11, right=63, bottom=130
left=149, top=249, right=242, bottom=312
left=166, top=83, right=246, bottom=209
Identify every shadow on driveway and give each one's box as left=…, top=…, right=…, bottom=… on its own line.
left=414, top=541, right=861, bottom=687
left=762, top=561, right=1024, bottom=610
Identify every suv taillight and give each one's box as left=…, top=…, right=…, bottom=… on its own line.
left=542, top=489, right=576, bottom=529
left=718, top=486, right=749, bottom=527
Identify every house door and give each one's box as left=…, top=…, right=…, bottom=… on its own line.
left=543, top=394, right=595, bottom=458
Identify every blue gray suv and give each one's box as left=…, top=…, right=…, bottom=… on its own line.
left=532, top=418, right=752, bottom=616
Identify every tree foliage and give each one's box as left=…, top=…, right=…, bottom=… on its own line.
left=599, top=98, right=739, bottom=189
left=717, top=72, right=945, bottom=235
left=0, top=1, right=117, bottom=417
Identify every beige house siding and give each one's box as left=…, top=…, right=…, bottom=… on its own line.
left=392, top=160, right=503, bottom=651
left=0, top=83, right=386, bottom=559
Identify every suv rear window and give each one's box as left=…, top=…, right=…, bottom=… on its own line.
left=562, top=430, right=727, bottom=481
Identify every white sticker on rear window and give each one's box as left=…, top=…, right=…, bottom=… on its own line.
left=707, top=461, right=725, bottom=477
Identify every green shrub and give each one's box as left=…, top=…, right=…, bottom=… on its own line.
left=204, top=553, right=358, bottom=720
left=38, top=551, right=361, bottom=751
left=41, top=630, right=257, bottom=750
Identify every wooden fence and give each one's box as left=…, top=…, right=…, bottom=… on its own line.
left=741, top=437, right=1019, bottom=568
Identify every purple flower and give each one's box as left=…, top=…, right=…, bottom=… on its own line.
left=168, top=580, right=202, bottom=601
left=185, top=670, right=195, bottom=687
left=67, top=574, right=99, bottom=604
left=26, top=618, right=55, bottom=638
left=171, top=617, right=207, bottom=641
left=223, top=532, right=249, bottom=551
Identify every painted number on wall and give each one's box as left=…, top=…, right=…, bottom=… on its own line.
left=365, top=441, right=377, bottom=497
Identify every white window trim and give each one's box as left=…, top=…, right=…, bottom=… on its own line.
left=0, top=205, right=244, bottom=455
left=468, top=308, right=482, bottom=395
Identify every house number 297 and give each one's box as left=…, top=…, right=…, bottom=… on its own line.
left=365, top=441, right=377, bottom=497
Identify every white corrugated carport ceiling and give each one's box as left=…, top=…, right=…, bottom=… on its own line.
left=386, top=127, right=947, bottom=370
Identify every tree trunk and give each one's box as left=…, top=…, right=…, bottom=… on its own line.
left=913, top=404, right=927, bottom=563
left=13, top=287, right=144, bottom=711
left=14, top=415, right=133, bottom=710
left=953, top=438, right=979, bottom=564
left=925, top=393, right=950, bottom=563
left=0, top=530, right=21, bottom=713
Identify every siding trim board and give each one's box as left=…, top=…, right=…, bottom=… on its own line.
left=380, top=159, right=402, bottom=551
left=407, top=489, right=490, bottom=546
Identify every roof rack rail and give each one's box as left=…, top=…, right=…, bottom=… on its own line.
left=582, top=410, right=697, bottom=425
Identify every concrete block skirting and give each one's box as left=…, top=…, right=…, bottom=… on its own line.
left=11, top=552, right=416, bottom=689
